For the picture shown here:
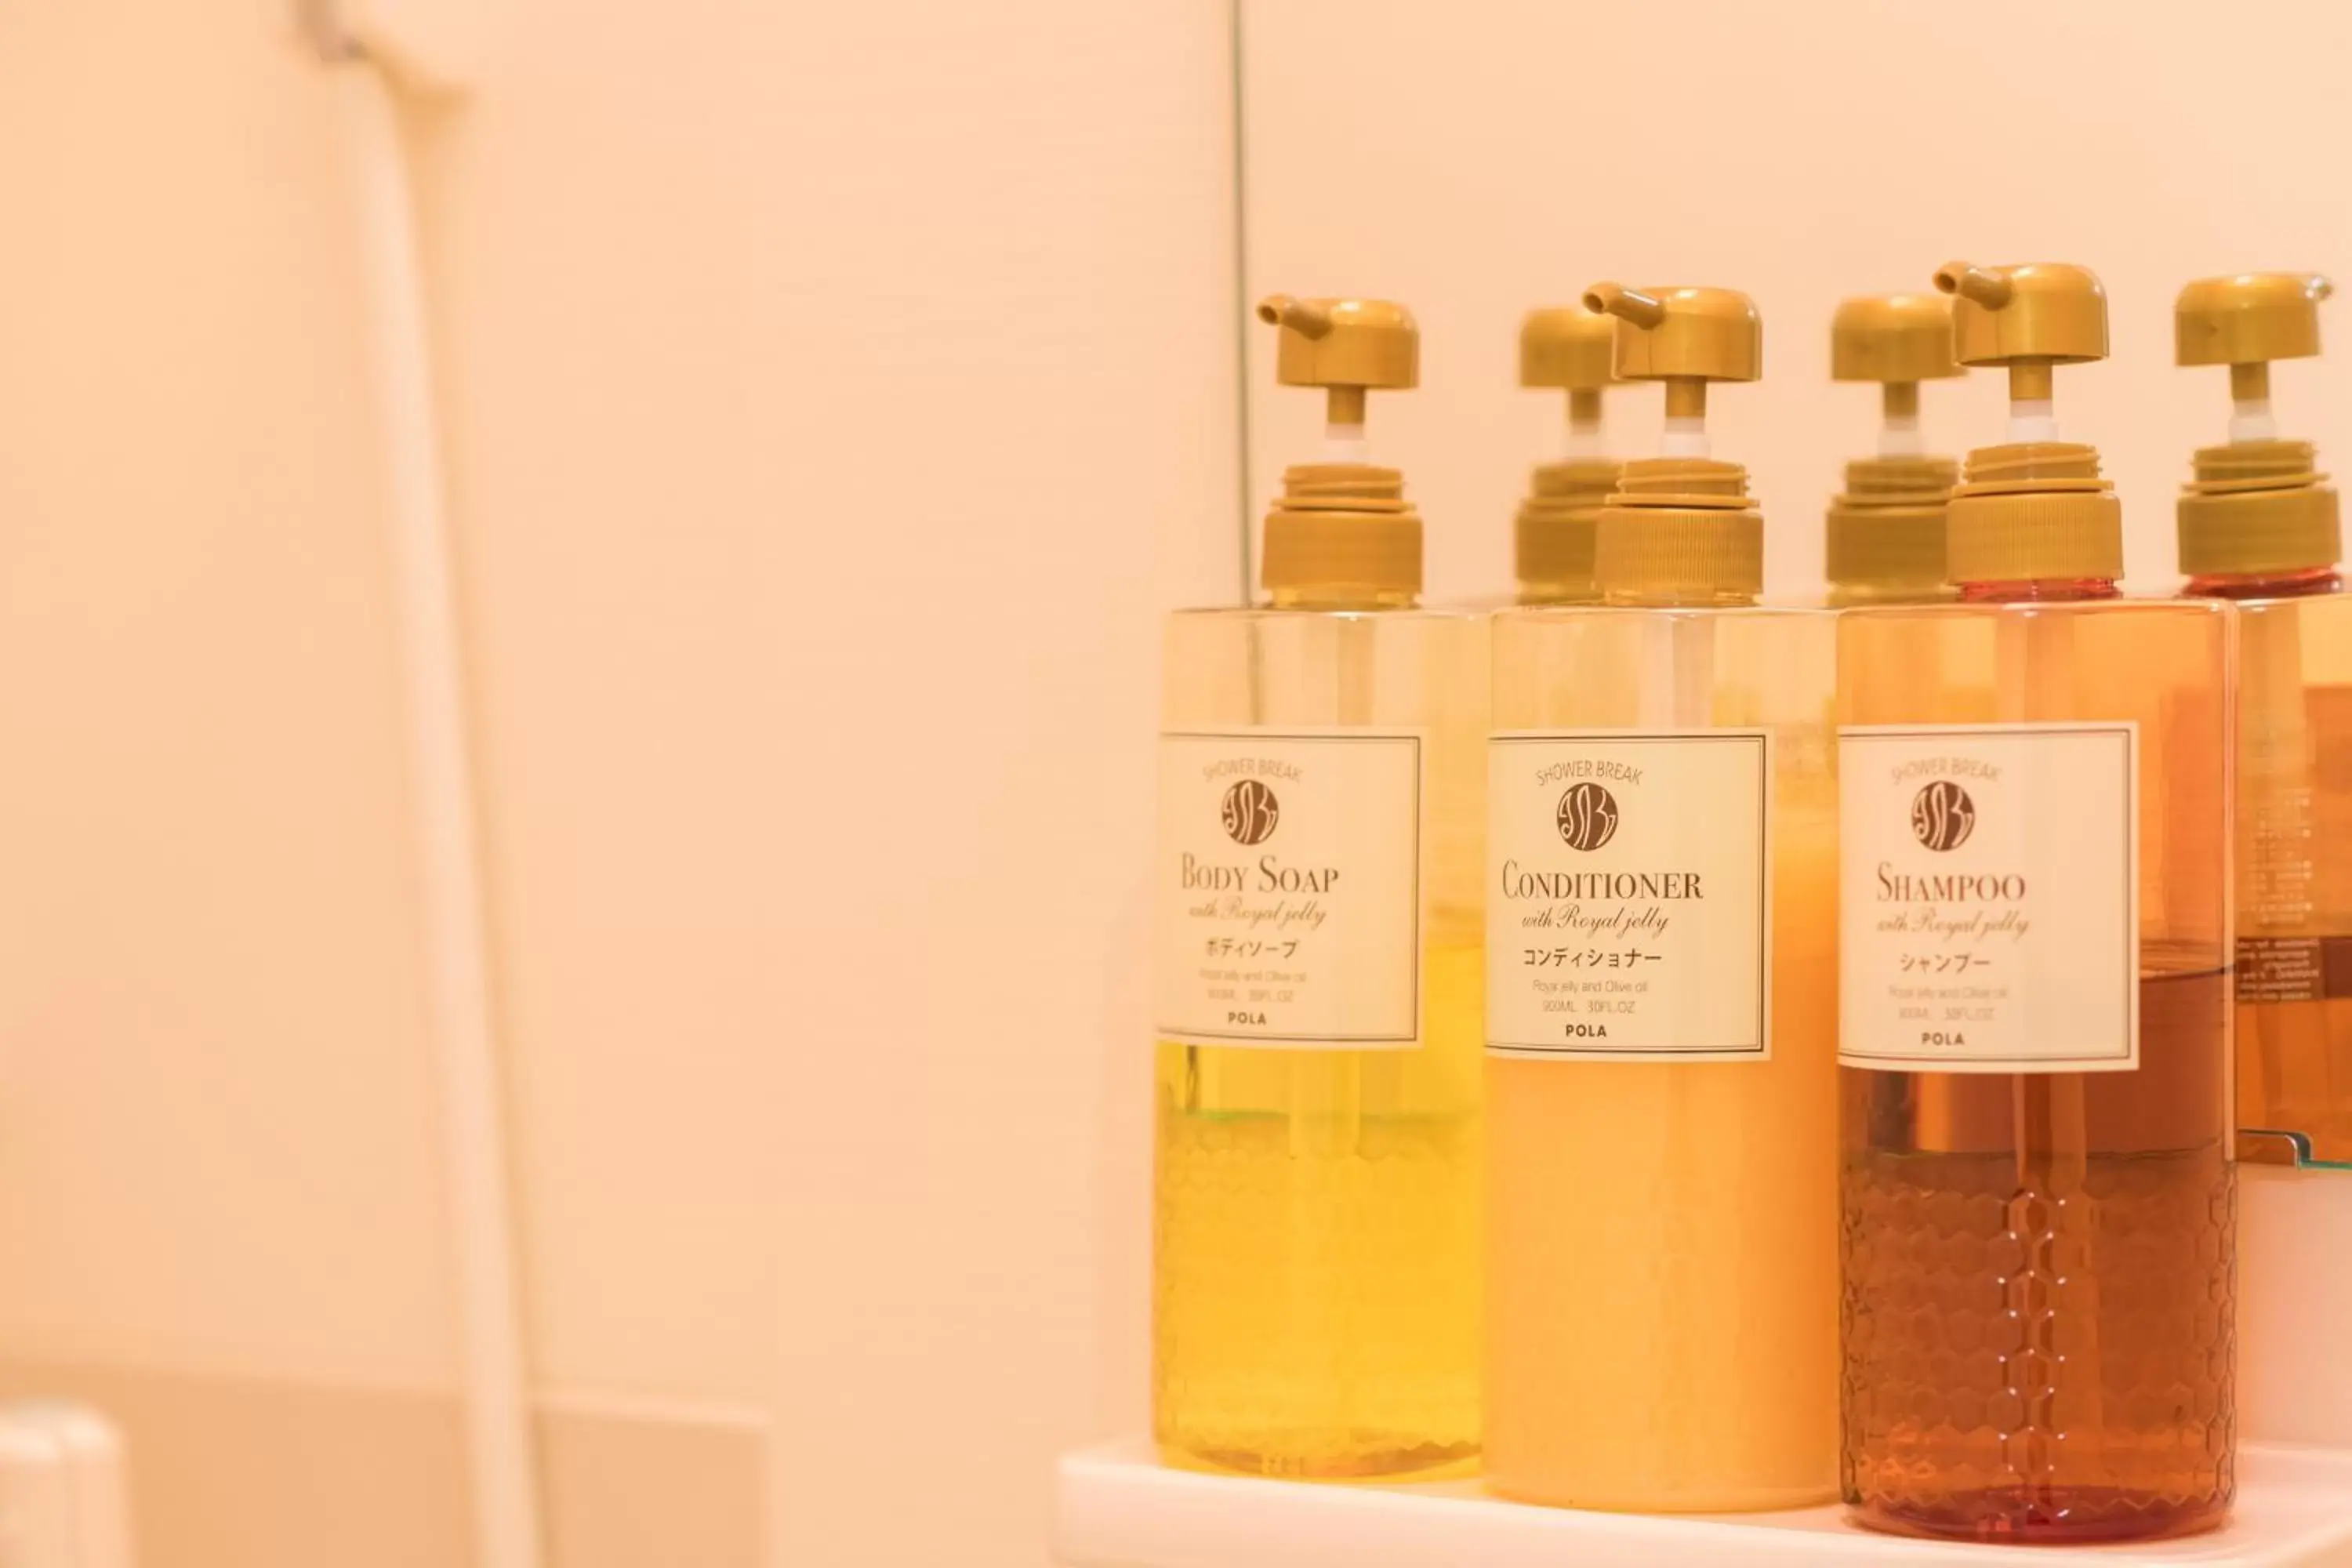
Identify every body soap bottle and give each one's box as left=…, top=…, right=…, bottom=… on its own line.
left=1486, top=285, right=1839, bottom=1511
left=1514, top=305, right=1621, bottom=605
left=1838, top=263, right=2234, bottom=1543
left=2172, top=274, right=2350, bottom=1167
left=1153, top=296, right=1484, bottom=1478
left=1826, top=293, right=1964, bottom=608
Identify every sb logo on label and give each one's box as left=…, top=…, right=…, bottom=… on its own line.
left=1911, top=780, right=1975, bottom=852
left=1555, top=782, right=1620, bottom=852
left=1220, top=779, right=1280, bottom=845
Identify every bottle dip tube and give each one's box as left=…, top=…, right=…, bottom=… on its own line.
left=1153, top=295, right=1485, bottom=1479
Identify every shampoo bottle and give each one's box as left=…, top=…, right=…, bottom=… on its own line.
left=1515, top=305, right=1622, bottom=605
left=1838, top=263, right=2234, bottom=1543
left=2172, top=273, right=2350, bottom=1167
left=1486, top=285, right=1839, bottom=1511
left=1153, top=296, right=1484, bottom=1479
left=1826, top=293, right=1964, bottom=608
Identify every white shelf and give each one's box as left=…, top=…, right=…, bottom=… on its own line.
left=1054, top=1439, right=2352, bottom=1567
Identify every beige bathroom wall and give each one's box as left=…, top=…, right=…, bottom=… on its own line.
left=0, top=0, right=454, bottom=1391
left=1240, top=0, right=2352, bottom=602
left=0, top=0, right=1238, bottom=1564
left=414, top=0, right=1239, bottom=1559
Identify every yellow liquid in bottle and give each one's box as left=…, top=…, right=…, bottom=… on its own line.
left=1152, top=944, right=1482, bottom=1479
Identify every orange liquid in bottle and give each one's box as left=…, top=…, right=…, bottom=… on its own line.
left=1838, top=583, right=2236, bottom=1543
left=2190, top=567, right=2352, bottom=1167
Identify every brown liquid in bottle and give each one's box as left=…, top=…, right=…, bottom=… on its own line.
left=2214, top=585, right=2352, bottom=1165
left=1842, top=967, right=2234, bottom=1541
left=1838, top=594, right=2235, bottom=1543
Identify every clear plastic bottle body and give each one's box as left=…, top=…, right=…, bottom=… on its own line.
left=1837, top=590, right=2237, bottom=1543
left=1152, top=604, right=1486, bottom=1478
left=2185, top=569, right=2352, bottom=1167
left=1486, top=604, right=1839, bottom=1511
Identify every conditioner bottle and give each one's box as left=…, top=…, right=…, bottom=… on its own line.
left=1486, top=285, right=1838, bottom=1511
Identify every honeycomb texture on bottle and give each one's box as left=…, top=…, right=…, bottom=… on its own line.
left=1842, top=1142, right=2236, bottom=1541
left=1152, top=946, right=1483, bottom=1479
left=1836, top=595, right=2236, bottom=1543
left=1152, top=607, right=1488, bottom=1480
left=1152, top=949, right=1477, bottom=1476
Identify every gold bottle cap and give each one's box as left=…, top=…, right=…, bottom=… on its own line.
left=1515, top=306, right=1620, bottom=603
left=1582, top=284, right=1764, bottom=601
left=1831, top=292, right=1962, bottom=385
left=1519, top=306, right=1618, bottom=391
left=1933, top=262, right=2122, bottom=583
left=1254, top=295, right=1423, bottom=602
left=1937, top=262, right=2108, bottom=367
left=1827, top=457, right=1960, bottom=603
left=2177, top=272, right=2331, bottom=367
left=1584, top=284, right=1762, bottom=385
left=2174, top=274, right=2340, bottom=576
left=1515, top=459, right=1617, bottom=604
left=1827, top=293, right=1963, bottom=600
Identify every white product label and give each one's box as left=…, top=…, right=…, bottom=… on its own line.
left=1838, top=724, right=2139, bottom=1073
left=1486, top=730, right=1773, bottom=1062
left=1153, top=730, right=1422, bottom=1049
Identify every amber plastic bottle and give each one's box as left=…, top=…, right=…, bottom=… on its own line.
left=2172, top=273, right=2352, bottom=1169
left=1837, top=263, right=2235, bottom=1544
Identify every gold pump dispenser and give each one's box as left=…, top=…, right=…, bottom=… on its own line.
left=2175, top=272, right=2340, bottom=577
left=1933, top=261, right=2122, bottom=584
left=1514, top=306, right=1620, bottom=603
left=1583, top=283, right=1764, bottom=601
left=1826, top=294, right=1963, bottom=603
left=1255, top=295, right=1423, bottom=606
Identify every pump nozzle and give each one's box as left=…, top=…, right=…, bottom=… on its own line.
left=1584, top=282, right=1761, bottom=458
left=1936, top=263, right=2123, bottom=586
left=2176, top=272, right=2332, bottom=444
left=1584, top=282, right=1666, bottom=330
left=1513, top=306, right=1623, bottom=601
left=1581, top=286, right=1766, bottom=604
left=1258, top=293, right=1417, bottom=460
left=2172, top=273, right=2341, bottom=578
left=1521, top=304, right=1619, bottom=460
left=1257, top=294, right=1333, bottom=339
left=1824, top=294, right=1965, bottom=602
left=1935, top=261, right=2106, bottom=445
left=1933, top=263, right=2013, bottom=311
left=1832, top=292, right=1962, bottom=459
left=1253, top=293, right=1425, bottom=604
